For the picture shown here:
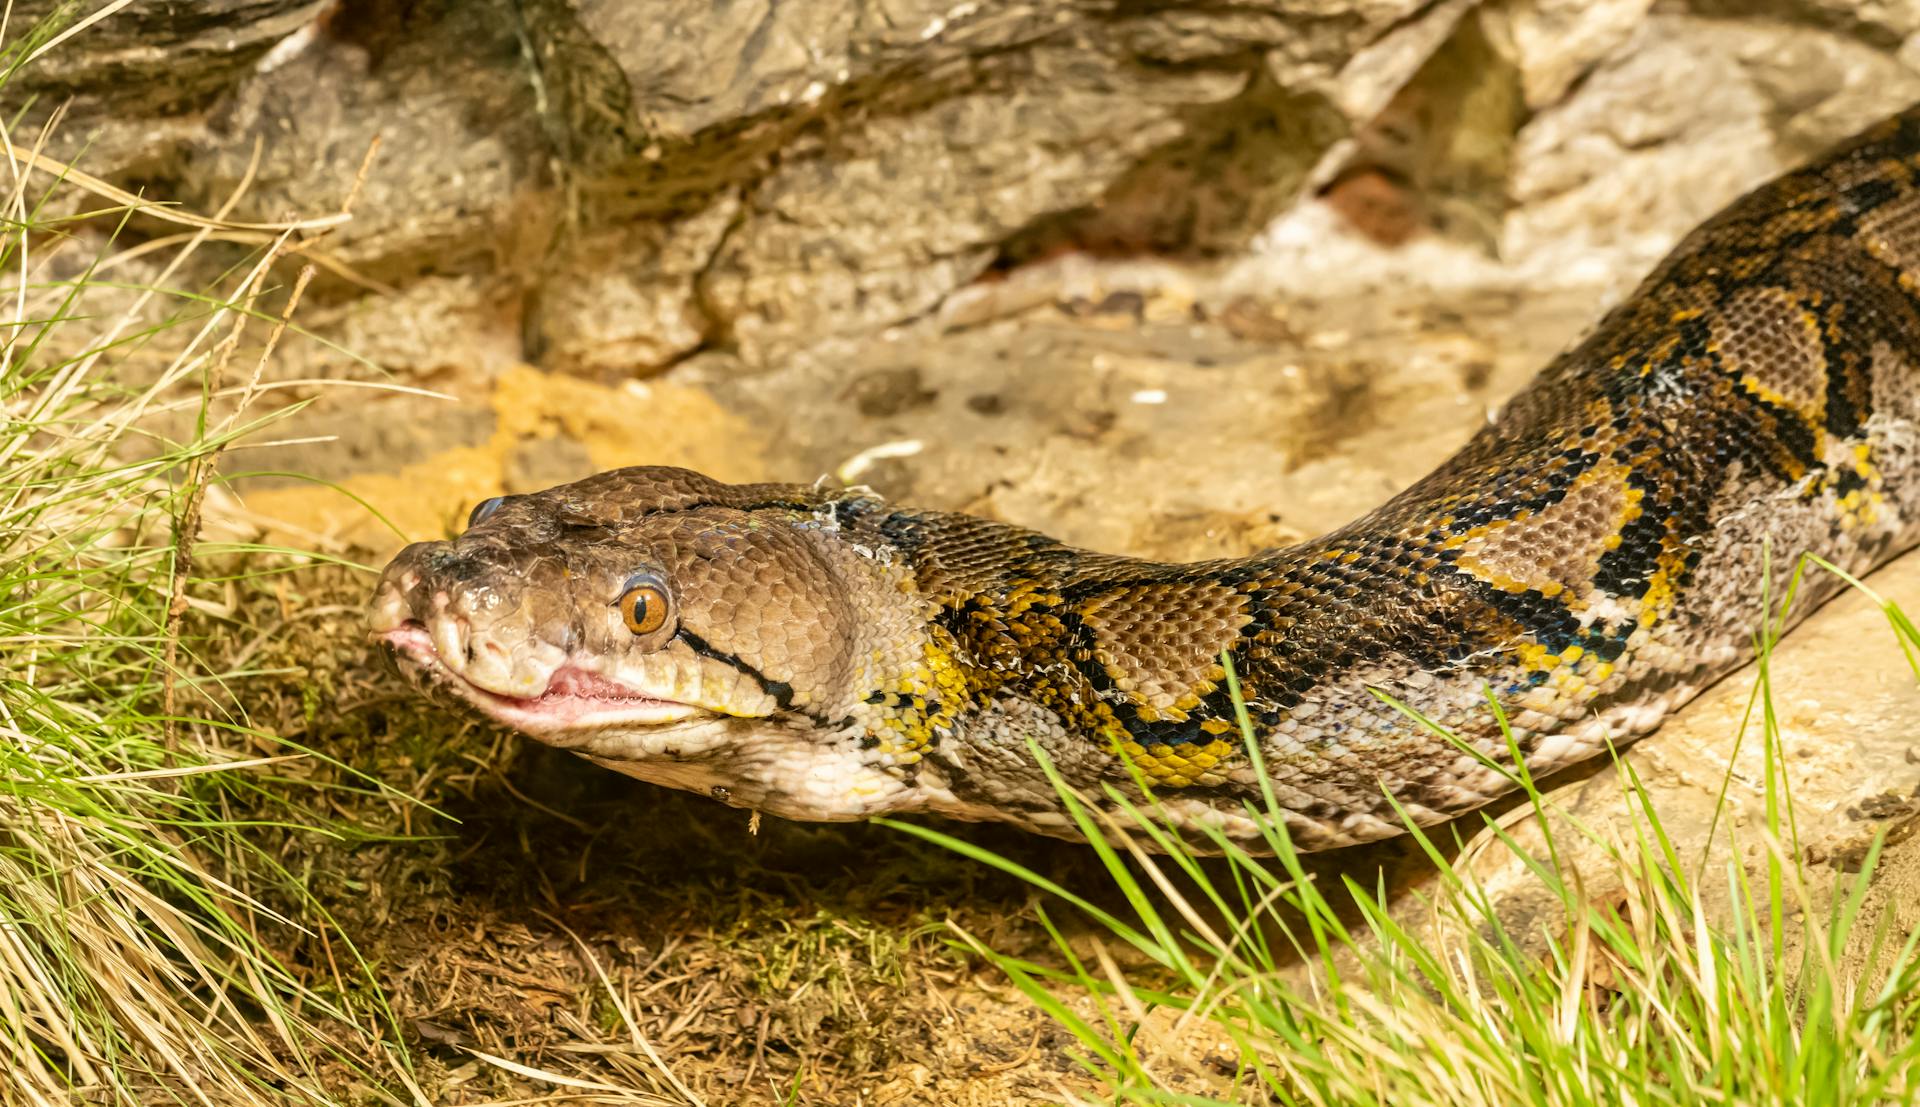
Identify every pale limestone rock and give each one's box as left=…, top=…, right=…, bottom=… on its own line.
left=3, top=0, right=328, bottom=170
left=1690, top=0, right=1920, bottom=44
left=700, top=53, right=1226, bottom=365
left=26, top=0, right=1920, bottom=376
left=176, top=1, right=550, bottom=281
left=1328, top=0, right=1480, bottom=124
left=533, top=0, right=1428, bottom=364
left=526, top=196, right=743, bottom=376
left=1488, top=0, right=1656, bottom=110
left=1504, top=17, right=1784, bottom=288
left=1505, top=15, right=1920, bottom=290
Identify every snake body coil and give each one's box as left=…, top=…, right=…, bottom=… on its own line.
left=372, top=108, right=1920, bottom=850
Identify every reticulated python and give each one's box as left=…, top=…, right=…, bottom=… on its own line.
left=372, top=107, right=1920, bottom=850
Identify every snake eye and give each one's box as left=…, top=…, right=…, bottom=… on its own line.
left=615, top=575, right=672, bottom=636
left=467, top=496, right=506, bottom=528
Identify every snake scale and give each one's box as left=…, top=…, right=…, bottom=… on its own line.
left=373, top=107, right=1920, bottom=851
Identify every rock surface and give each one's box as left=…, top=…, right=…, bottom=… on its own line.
left=16, top=1, right=1920, bottom=375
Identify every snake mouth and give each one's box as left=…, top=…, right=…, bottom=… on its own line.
left=379, top=621, right=709, bottom=732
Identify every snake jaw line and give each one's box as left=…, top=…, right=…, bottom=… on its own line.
left=377, top=620, right=715, bottom=734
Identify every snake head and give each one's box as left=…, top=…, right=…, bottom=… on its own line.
left=367, top=466, right=929, bottom=818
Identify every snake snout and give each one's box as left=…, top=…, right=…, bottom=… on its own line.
left=368, top=540, right=570, bottom=699
left=367, top=541, right=433, bottom=640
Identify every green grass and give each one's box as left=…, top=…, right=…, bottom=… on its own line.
left=890, top=560, right=1920, bottom=1105
left=0, top=44, right=416, bottom=1103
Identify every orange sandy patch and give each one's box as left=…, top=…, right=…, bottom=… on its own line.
left=228, top=365, right=766, bottom=555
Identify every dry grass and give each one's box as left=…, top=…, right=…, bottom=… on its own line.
left=0, top=10, right=411, bottom=1100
